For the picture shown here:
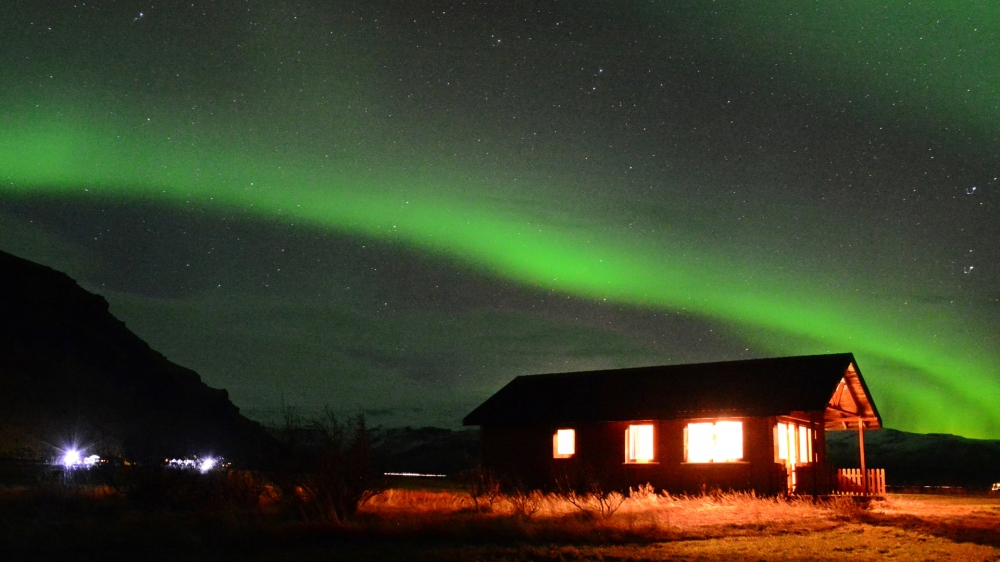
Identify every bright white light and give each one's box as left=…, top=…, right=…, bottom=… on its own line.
left=686, top=423, right=714, bottom=463
left=715, top=421, right=743, bottom=462
left=686, top=421, right=743, bottom=463
left=62, top=449, right=82, bottom=467
left=554, top=429, right=575, bottom=457
left=60, top=449, right=100, bottom=469
left=167, top=456, right=222, bottom=472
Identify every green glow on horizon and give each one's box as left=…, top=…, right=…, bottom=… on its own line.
left=2, top=110, right=999, bottom=438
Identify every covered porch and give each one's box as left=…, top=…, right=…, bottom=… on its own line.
left=824, top=363, right=885, bottom=497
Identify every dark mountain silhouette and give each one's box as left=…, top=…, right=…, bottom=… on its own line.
left=372, top=426, right=480, bottom=476
left=0, top=249, right=277, bottom=465
left=828, top=428, right=1000, bottom=490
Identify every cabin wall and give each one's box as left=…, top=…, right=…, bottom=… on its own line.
left=480, top=426, right=552, bottom=489
left=480, top=416, right=809, bottom=495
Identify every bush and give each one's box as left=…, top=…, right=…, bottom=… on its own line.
left=462, top=465, right=502, bottom=512
left=274, top=408, right=385, bottom=523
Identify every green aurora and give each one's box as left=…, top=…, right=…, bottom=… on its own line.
left=2, top=105, right=999, bottom=437
left=2, top=1, right=999, bottom=437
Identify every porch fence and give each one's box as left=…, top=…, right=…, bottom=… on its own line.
left=836, top=468, right=886, bottom=497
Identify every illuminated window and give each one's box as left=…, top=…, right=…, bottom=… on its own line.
left=625, top=424, right=655, bottom=463
left=798, top=425, right=811, bottom=464
left=776, top=421, right=813, bottom=464
left=684, top=421, right=743, bottom=463
left=553, top=429, right=575, bottom=458
left=777, top=422, right=789, bottom=460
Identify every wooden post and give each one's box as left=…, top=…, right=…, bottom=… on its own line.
left=857, top=420, right=868, bottom=495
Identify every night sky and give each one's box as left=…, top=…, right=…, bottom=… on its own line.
left=2, top=1, right=998, bottom=437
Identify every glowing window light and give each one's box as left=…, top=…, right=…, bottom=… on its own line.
left=553, top=429, right=575, bottom=458
left=786, top=422, right=797, bottom=464
left=715, top=421, right=743, bottom=462
left=798, top=425, right=811, bottom=464
left=776, top=421, right=813, bottom=464
left=685, top=422, right=715, bottom=463
left=626, top=424, right=655, bottom=463
left=776, top=422, right=789, bottom=461
left=685, top=421, right=743, bottom=463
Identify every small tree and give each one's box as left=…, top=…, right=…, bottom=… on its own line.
left=278, top=408, right=385, bottom=523
left=463, top=464, right=502, bottom=512
left=557, top=465, right=626, bottom=519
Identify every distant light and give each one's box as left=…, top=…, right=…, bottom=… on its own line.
left=167, top=456, right=222, bottom=473
left=992, top=482, right=999, bottom=492
left=60, top=450, right=100, bottom=469
left=383, top=472, right=447, bottom=478
left=62, top=449, right=82, bottom=467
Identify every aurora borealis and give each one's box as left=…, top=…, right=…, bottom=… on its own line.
left=2, top=2, right=998, bottom=437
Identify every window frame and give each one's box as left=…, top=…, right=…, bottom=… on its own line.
left=624, top=423, right=656, bottom=464
left=775, top=419, right=814, bottom=465
left=683, top=419, right=745, bottom=463
left=552, top=428, right=576, bottom=459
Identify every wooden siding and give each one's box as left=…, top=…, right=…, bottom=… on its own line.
left=480, top=415, right=835, bottom=495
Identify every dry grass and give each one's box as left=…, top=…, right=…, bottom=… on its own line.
left=356, top=486, right=1000, bottom=560
left=361, top=486, right=842, bottom=538
left=3, top=480, right=999, bottom=561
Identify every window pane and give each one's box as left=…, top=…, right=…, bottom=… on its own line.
left=628, top=424, right=655, bottom=462
left=777, top=422, right=789, bottom=460
left=685, top=421, right=742, bottom=463
left=686, top=422, right=714, bottom=462
left=715, top=421, right=743, bottom=462
left=798, top=426, right=810, bottom=463
left=786, top=423, right=797, bottom=464
left=556, top=429, right=575, bottom=456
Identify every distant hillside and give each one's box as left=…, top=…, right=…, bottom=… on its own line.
left=827, top=428, right=1000, bottom=489
left=0, top=250, right=277, bottom=465
left=372, top=426, right=480, bottom=476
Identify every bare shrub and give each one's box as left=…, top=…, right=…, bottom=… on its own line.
left=274, top=408, right=385, bottom=523
left=462, top=465, right=502, bottom=512
left=505, top=489, right=543, bottom=519
left=563, top=488, right=626, bottom=519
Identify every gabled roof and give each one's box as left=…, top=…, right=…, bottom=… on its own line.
left=463, top=353, right=882, bottom=429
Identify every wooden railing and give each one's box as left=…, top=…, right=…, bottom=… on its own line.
left=836, top=468, right=886, bottom=497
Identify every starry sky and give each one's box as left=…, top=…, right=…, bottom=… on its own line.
left=2, top=1, right=999, bottom=437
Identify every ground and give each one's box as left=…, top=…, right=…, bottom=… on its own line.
left=2, top=479, right=998, bottom=561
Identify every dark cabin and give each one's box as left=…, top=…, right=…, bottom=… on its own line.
left=463, top=353, right=881, bottom=495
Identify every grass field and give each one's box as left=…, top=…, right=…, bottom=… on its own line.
left=2, top=478, right=999, bottom=561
